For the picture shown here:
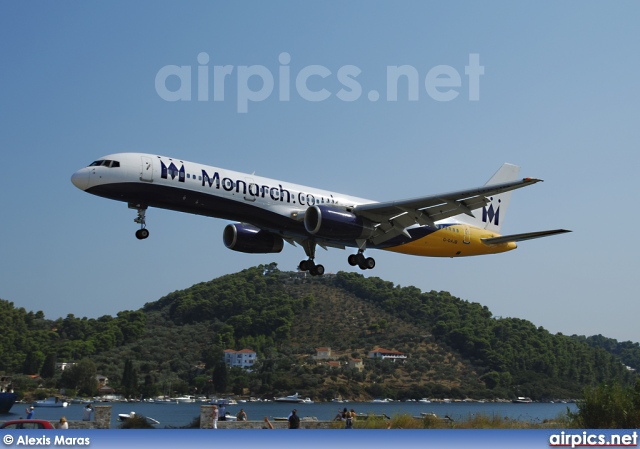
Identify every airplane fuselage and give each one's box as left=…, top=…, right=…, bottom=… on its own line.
left=72, top=153, right=555, bottom=274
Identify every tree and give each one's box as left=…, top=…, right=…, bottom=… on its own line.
left=61, top=358, right=98, bottom=396
left=22, top=350, right=45, bottom=375
left=121, top=359, right=138, bottom=398
left=40, top=353, right=57, bottom=379
left=212, top=359, right=229, bottom=394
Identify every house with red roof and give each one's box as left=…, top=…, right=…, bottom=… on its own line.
left=224, top=349, right=257, bottom=369
left=368, top=347, right=407, bottom=363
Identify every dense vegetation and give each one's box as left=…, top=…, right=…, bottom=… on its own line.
left=576, top=334, right=640, bottom=371
left=0, top=264, right=636, bottom=402
left=567, top=380, right=640, bottom=428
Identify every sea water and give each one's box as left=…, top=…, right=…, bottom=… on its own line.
left=4, top=400, right=577, bottom=428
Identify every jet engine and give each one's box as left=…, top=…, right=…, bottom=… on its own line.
left=223, top=223, right=284, bottom=254
left=304, top=205, right=375, bottom=240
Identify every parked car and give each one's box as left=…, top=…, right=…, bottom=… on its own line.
left=0, top=419, right=55, bottom=429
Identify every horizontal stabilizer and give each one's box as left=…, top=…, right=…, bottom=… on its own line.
left=481, top=229, right=571, bottom=245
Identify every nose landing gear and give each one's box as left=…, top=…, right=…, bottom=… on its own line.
left=135, top=228, right=149, bottom=240
left=132, top=205, right=149, bottom=240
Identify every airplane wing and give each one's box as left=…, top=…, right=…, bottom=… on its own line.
left=481, top=229, right=571, bottom=245
left=354, top=177, right=542, bottom=246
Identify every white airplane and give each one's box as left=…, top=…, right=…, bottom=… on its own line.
left=71, top=153, right=570, bottom=276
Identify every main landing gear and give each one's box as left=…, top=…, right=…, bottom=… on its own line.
left=133, top=207, right=149, bottom=240
left=299, top=240, right=324, bottom=276
left=298, top=241, right=376, bottom=276
left=299, top=259, right=325, bottom=276
left=348, top=251, right=376, bottom=270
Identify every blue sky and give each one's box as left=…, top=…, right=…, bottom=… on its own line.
left=1, top=2, right=639, bottom=342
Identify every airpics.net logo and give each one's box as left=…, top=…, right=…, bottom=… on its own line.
left=154, top=52, right=484, bottom=113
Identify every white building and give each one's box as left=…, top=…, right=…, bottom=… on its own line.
left=315, top=347, right=332, bottom=360
left=368, top=347, right=407, bottom=363
left=224, top=349, right=257, bottom=369
left=55, top=362, right=75, bottom=371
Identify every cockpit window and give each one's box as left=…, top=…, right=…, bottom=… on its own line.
left=88, top=160, right=120, bottom=168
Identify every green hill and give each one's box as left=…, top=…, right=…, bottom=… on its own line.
left=0, top=264, right=636, bottom=400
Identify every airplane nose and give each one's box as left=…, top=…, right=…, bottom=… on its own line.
left=71, top=169, right=89, bottom=190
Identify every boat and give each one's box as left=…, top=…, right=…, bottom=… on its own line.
left=173, top=396, right=195, bottom=403
left=370, top=398, right=390, bottom=403
left=0, top=392, right=17, bottom=414
left=300, top=397, right=314, bottom=404
left=220, top=412, right=237, bottom=421
left=418, top=398, right=431, bottom=403
left=117, top=411, right=160, bottom=425
left=413, top=412, right=454, bottom=423
left=0, top=377, right=17, bottom=414
left=274, top=393, right=304, bottom=403
left=153, top=397, right=177, bottom=404
left=210, top=398, right=237, bottom=407
left=32, top=397, right=68, bottom=407
left=513, top=397, right=533, bottom=403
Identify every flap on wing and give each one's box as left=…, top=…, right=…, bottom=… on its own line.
left=481, top=229, right=571, bottom=245
left=354, top=177, right=541, bottom=245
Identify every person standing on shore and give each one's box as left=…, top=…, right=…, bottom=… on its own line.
left=82, top=404, right=94, bottom=421
left=262, top=416, right=274, bottom=429
left=56, top=417, right=68, bottom=429
left=25, top=406, right=34, bottom=419
left=212, top=405, right=219, bottom=429
left=345, top=409, right=355, bottom=429
left=288, top=409, right=300, bottom=429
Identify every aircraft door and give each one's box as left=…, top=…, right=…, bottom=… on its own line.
left=463, top=225, right=471, bottom=244
left=244, top=177, right=257, bottom=202
left=140, top=156, right=153, bottom=182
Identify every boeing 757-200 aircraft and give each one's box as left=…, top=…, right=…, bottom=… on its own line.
left=71, top=153, right=570, bottom=276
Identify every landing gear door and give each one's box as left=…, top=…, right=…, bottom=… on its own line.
left=244, top=177, right=256, bottom=202
left=463, top=225, right=471, bottom=244
left=140, top=156, right=153, bottom=182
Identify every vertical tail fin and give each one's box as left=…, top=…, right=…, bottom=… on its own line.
left=468, top=163, right=520, bottom=233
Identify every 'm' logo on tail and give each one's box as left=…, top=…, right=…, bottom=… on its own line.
left=482, top=197, right=501, bottom=226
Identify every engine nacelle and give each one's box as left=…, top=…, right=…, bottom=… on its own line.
left=304, top=205, right=374, bottom=240
left=223, top=223, right=284, bottom=254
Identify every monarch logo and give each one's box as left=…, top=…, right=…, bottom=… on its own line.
left=160, top=161, right=185, bottom=182
left=482, top=197, right=501, bottom=225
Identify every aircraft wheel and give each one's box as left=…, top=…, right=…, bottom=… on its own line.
left=136, top=229, right=149, bottom=240
left=310, top=264, right=325, bottom=276
left=359, top=257, right=375, bottom=270
left=348, top=254, right=358, bottom=266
